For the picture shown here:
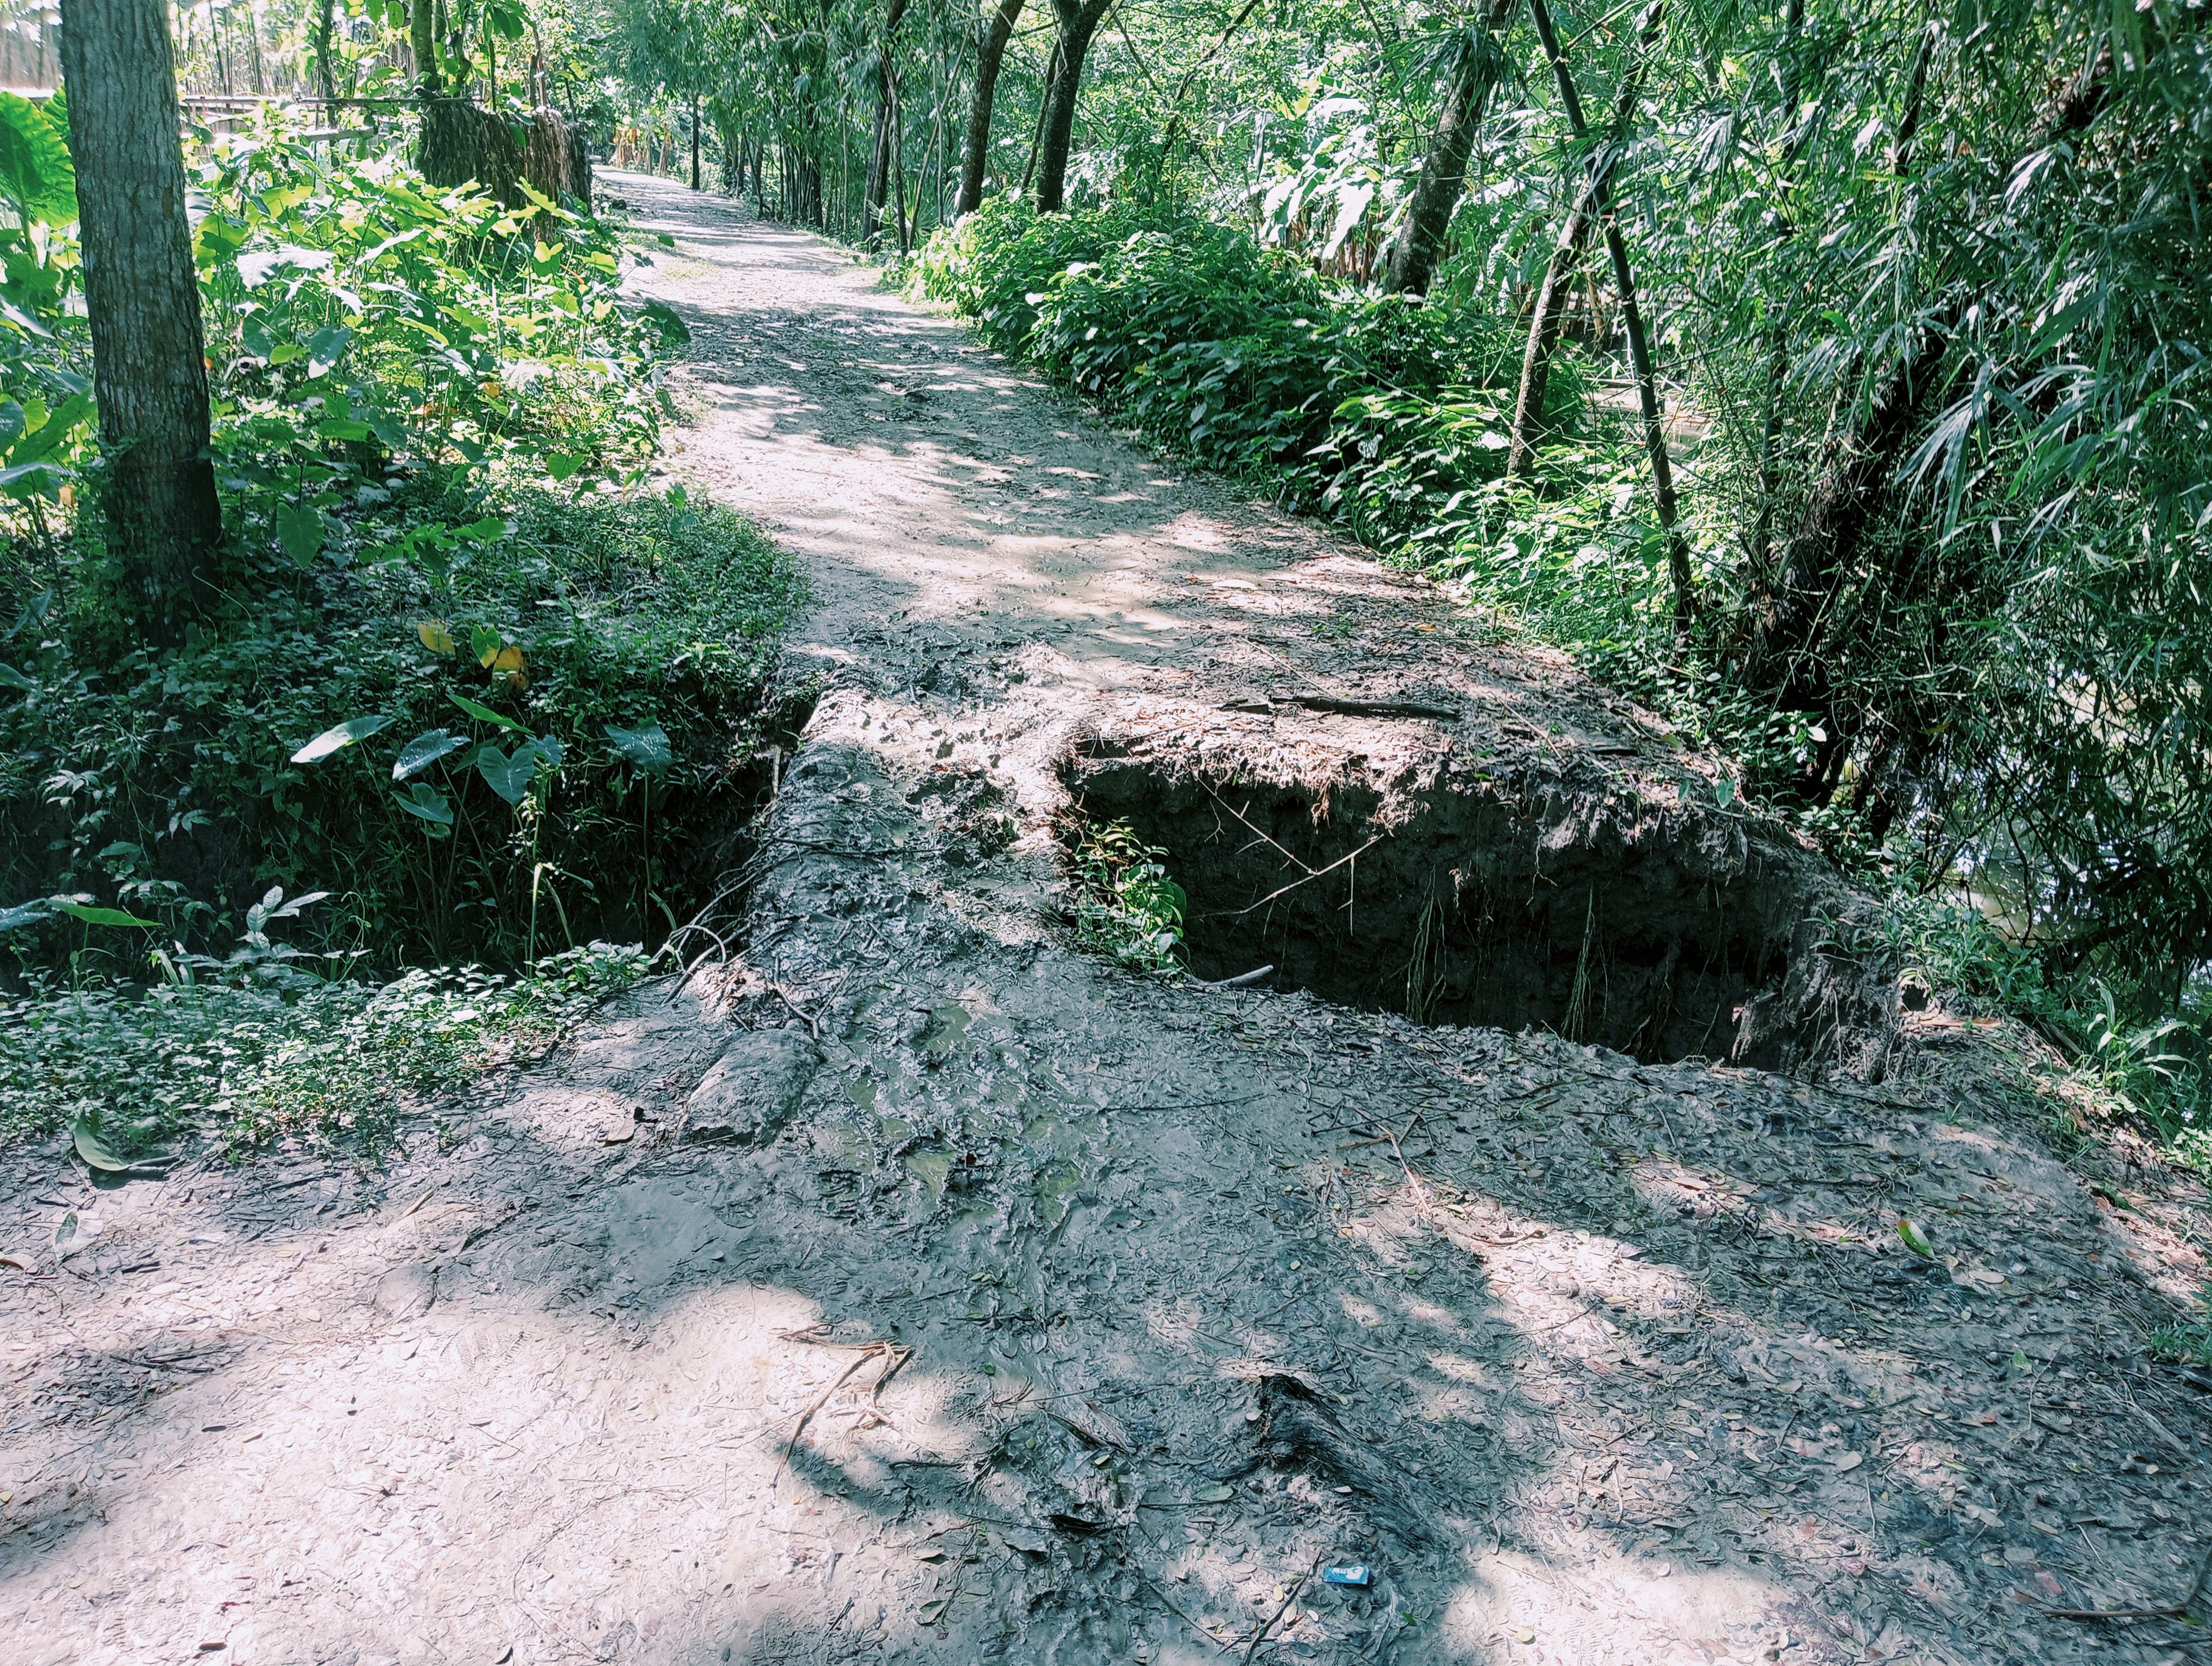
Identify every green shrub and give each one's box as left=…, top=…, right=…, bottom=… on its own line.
left=0, top=113, right=808, bottom=978
left=914, top=200, right=1571, bottom=543
left=1068, top=820, right=1186, bottom=975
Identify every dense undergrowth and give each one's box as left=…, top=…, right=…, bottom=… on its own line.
left=913, top=198, right=2212, bottom=1155
left=4, top=476, right=805, bottom=974
left=0, top=111, right=803, bottom=1155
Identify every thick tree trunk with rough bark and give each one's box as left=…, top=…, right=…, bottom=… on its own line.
left=1381, top=0, right=1515, bottom=296
left=1036, top=0, right=1110, bottom=213
left=865, top=0, right=912, bottom=245
left=59, top=0, right=223, bottom=645
left=956, top=0, right=1025, bottom=216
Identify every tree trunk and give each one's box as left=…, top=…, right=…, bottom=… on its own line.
left=311, top=0, right=337, bottom=101
left=410, top=0, right=439, bottom=92
left=1036, top=0, right=1110, bottom=212
left=1381, top=0, right=1515, bottom=296
left=956, top=0, right=1024, bottom=216
left=893, top=94, right=910, bottom=251
left=1506, top=185, right=1597, bottom=478
left=1526, top=0, right=1693, bottom=625
left=1508, top=0, right=1659, bottom=475
left=59, top=0, right=223, bottom=645
left=1020, top=37, right=1061, bottom=196
left=865, top=0, right=912, bottom=245
left=690, top=93, right=702, bottom=189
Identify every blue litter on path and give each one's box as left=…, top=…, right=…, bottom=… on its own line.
left=1322, top=1565, right=1373, bottom=1587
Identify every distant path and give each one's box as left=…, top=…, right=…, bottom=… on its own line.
left=607, top=167, right=1336, bottom=704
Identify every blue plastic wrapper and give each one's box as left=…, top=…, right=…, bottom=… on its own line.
left=1321, top=1565, right=1373, bottom=1587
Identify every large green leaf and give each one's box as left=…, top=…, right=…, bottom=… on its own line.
left=639, top=298, right=690, bottom=345
left=606, top=721, right=671, bottom=774
left=274, top=502, right=327, bottom=569
left=475, top=744, right=533, bottom=804
left=7, top=392, right=93, bottom=468
left=54, top=900, right=159, bottom=928
left=72, top=1113, right=170, bottom=1174
left=306, top=323, right=353, bottom=378
left=448, top=691, right=531, bottom=734
left=393, top=727, right=467, bottom=780
left=395, top=781, right=456, bottom=826
left=0, top=93, right=75, bottom=224
left=0, top=898, right=54, bottom=932
left=477, top=736, right=563, bottom=805
left=291, top=714, right=393, bottom=764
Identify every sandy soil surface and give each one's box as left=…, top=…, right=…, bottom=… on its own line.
left=9, top=174, right=2212, bottom=1666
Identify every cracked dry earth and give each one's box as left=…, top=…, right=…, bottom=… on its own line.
left=11, top=174, right=2212, bottom=1666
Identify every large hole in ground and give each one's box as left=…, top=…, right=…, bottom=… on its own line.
left=1071, top=758, right=1875, bottom=1067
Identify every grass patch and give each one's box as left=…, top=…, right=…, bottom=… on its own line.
left=2149, top=1316, right=2212, bottom=1368
left=2, top=941, right=650, bottom=1160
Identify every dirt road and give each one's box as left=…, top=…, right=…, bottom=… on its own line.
left=5, top=175, right=2209, bottom=1666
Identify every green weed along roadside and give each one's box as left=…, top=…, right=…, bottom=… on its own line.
left=2, top=943, right=648, bottom=1159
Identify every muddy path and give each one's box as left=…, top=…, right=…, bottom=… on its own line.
left=8, top=175, right=2212, bottom=1666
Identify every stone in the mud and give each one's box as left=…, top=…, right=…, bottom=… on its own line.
left=683, top=1029, right=822, bottom=1145
left=374, top=1259, right=438, bottom=1319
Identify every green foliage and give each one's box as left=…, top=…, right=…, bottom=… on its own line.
left=0, top=940, right=650, bottom=1159
left=1069, top=819, right=1186, bottom=975
left=915, top=198, right=1559, bottom=526
left=192, top=118, right=666, bottom=501
left=1878, top=890, right=2212, bottom=1151
left=1, top=474, right=806, bottom=973
left=0, top=91, right=89, bottom=518
left=2148, top=1308, right=2212, bottom=1368
left=0, top=113, right=806, bottom=978
left=0, top=93, right=75, bottom=227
